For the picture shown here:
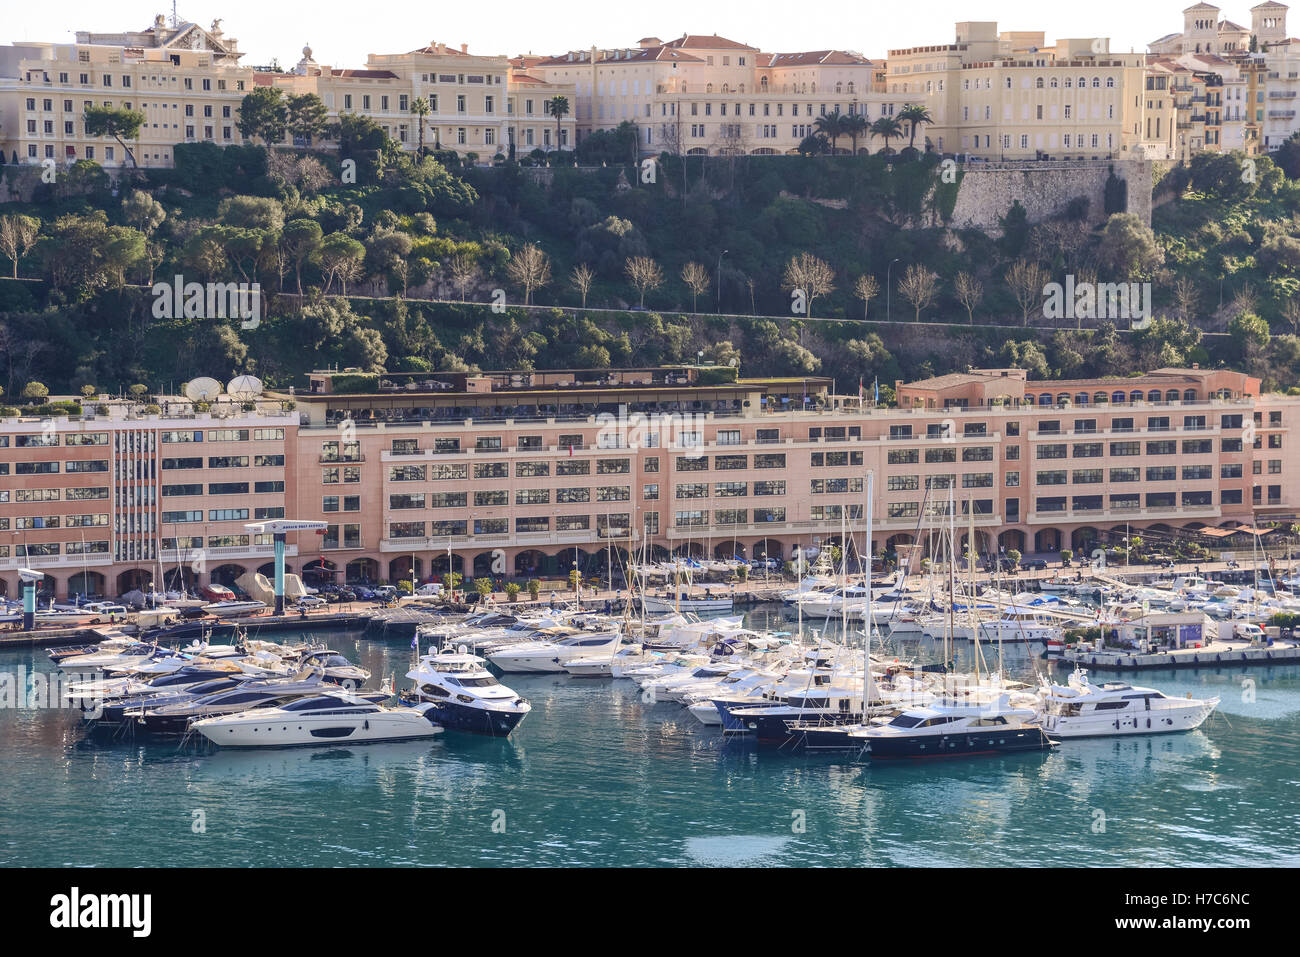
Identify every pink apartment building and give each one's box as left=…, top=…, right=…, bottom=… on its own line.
left=0, top=364, right=1294, bottom=599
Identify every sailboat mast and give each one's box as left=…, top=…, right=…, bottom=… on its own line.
left=863, top=470, right=874, bottom=711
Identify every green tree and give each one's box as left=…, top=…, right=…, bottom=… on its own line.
left=281, top=219, right=324, bottom=295
left=237, top=87, right=289, bottom=146
left=814, top=109, right=846, bottom=152
left=898, top=104, right=934, bottom=152
left=548, top=96, right=570, bottom=154
left=286, top=93, right=328, bottom=146
left=870, top=116, right=903, bottom=154
left=410, top=96, right=431, bottom=156
left=83, top=105, right=145, bottom=167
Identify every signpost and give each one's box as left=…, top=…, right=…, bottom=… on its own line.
left=244, top=520, right=330, bottom=614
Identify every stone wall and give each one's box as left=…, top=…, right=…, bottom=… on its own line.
left=947, top=159, right=1152, bottom=234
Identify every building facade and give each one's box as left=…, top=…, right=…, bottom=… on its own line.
left=3, top=366, right=1297, bottom=600
left=529, top=34, right=885, bottom=156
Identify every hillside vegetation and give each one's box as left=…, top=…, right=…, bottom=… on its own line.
left=3, top=120, right=1300, bottom=405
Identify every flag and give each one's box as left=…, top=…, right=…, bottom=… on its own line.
left=410, top=634, right=418, bottom=651
left=874, top=377, right=879, bottom=403
left=858, top=377, right=864, bottom=404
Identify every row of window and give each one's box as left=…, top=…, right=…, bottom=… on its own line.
left=161, top=455, right=285, bottom=469
left=161, top=508, right=284, bottom=523
left=162, top=481, right=285, bottom=496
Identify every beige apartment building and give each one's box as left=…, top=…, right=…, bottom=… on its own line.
left=1146, top=3, right=1300, bottom=152
left=264, top=42, right=576, bottom=158
left=0, top=18, right=575, bottom=167
left=4, top=365, right=1297, bottom=600
left=887, top=22, right=1150, bottom=160
left=0, top=22, right=255, bottom=168
left=529, top=35, right=887, bottom=156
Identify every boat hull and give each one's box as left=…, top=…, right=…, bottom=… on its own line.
left=194, top=712, right=441, bottom=748
left=863, top=726, right=1057, bottom=759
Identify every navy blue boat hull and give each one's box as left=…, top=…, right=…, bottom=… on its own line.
left=864, top=726, right=1057, bottom=759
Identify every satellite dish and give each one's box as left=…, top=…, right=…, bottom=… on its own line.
left=184, top=377, right=223, bottom=401
left=226, top=375, right=264, bottom=401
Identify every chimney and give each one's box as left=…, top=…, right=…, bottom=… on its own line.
left=460, top=42, right=468, bottom=54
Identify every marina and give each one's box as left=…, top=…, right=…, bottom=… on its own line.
left=2, top=598, right=1298, bottom=867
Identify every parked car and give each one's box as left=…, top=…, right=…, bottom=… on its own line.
left=415, top=583, right=445, bottom=597
left=294, top=596, right=326, bottom=609
left=373, top=585, right=398, bottom=600
left=352, top=585, right=377, bottom=600
left=1020, top=558, right=1048, bottom=571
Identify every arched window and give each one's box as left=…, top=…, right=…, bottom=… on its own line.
left=1038, top=393, right=1054, bottom=407
left=706, top=83, right=713, bottom=93
left=847, top=82, right=855, bottom=93
left=1129, top=390, right=1143, bottom=403
left=1075, top=392, right=1089, bottom=405
left=835, top=81, right=842, bottom=93
left=721, top=83, right=729, bottom=93
left=1036, top=76, right=1044, bottom=88
left=1147, top=389, right=1161, bottom=403
left=1079, top=77, right=1086, bottom=88
left=1184, top=388, right=1197, bottom=402
left=1065, top=77, right=1073, bottom=88
left=1111, top=391, right=1126, bottom=404
left=1165, top=389, right=1180, bottom=403
left=1091, top=77, right=1100, bottom=88
left=1106, top=77, right=1115, bottom=88
left=1057, top=393, right=1071, bottom=406
left=760, top=76, right=769, bottom=91
left=1050, top=77, right=1058, bottom=88
left=739, top=83, right=745, bottom=93
left=1093, top=392, right=1107, bottom=405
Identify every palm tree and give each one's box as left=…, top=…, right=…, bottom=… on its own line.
left=843, top=113, right=869, bottom=155
left=814, top=109, right=846, bottom=153
left=870, top=116, right=903, bottom=155
left=410, top=97, right=431, bottom=157
left=898, top=104, right=934, bottom=153
left=548, top=96, right=570, bottom=155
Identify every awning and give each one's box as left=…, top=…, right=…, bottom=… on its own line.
left=1197, top=525, right=1277, bottom=538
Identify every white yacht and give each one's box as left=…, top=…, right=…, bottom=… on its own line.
left=191, top=694, right=443, bottom=748
left=403, top=649, right=531, bottom=735
left=486, top=626, right=623, bottom=673
left=642, top=593, right=735, bottom=614
left=852, top=695, right=1056, bottom=758
left=1037, top=669, right=1219, bottom=738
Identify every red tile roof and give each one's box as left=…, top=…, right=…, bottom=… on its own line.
left=664, top=34, right=758, bottom=51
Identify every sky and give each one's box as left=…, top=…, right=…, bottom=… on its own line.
left=0, top=1, right=1239, bottom=68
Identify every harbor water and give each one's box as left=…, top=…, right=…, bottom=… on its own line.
left=2, top=609, right=1299, bottom=867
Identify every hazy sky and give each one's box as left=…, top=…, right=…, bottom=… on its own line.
left=0, top=1, right=1241, bottom=67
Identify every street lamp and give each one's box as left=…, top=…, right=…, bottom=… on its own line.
left=886, top=258, right=900, bottom=322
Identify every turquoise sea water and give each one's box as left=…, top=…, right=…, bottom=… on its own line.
left=1, top=609, right=1298, bottom=867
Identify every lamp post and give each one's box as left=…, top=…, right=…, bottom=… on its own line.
left=716, top=249, right=728, bottom=313
left=886, top=258, right=900, bottom=323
